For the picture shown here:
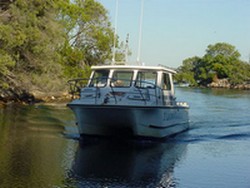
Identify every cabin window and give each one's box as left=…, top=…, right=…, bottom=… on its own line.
left=89, top=70, right=109, bottom=87
left=162, top=73, right=171, bottom=90
left=135, top=71, right=157, bottom=88
left=111, top=71, right=133, bottom=87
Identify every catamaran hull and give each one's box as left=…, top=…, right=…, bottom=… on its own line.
left=67, top=104, right=189, bottom=138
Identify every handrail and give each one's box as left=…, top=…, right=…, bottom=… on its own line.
left=110, top=79, right=162, bottom=105
left=68, top=77, right=165, bottom=105
left=134, top=80, right=157, bottom=105
left=109, top=78, right=117, bottom=104
left=67, top=77, right=108, bottom=98
left=135, top=85, right=147, bottom=105
left=110, top=78, right=156, bottom=105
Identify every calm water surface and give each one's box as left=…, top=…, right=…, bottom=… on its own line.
left=0, top=88, right=250, bottom=188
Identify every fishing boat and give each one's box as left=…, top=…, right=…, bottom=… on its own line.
left=67, top=64, right=189, bottom=138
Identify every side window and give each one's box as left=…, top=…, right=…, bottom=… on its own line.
left=89, top=70, right=109, bottom=87
left=111, top=71, right=133, bottom=87
left=162, top=73, right=171, bottom=90
left=135, top=71, right=157, bottom=88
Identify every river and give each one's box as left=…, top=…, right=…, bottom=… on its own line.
left=0, top=88, right=249, bottom=188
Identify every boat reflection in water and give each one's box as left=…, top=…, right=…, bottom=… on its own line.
left=69, top=138, right=187, bottom=187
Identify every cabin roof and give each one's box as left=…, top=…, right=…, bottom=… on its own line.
left=91, top=65, right=176, bottom=74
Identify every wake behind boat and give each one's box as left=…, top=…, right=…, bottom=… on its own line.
left=67, top=64, right=189, bottom=138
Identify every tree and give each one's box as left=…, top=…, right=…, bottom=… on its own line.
left=0, top=0, right=65, bottom=91
left=175, top=56, right=199, bottom=86
left=176, top=42, right=250, bottom=87
left=61, top=0, right=114, bottom=66
left=203, top=42, right=241, bottom=80
left=0, top=0, right=127, bottom=100
left=206, top=42, right=240, bottom=59
left=59, top=0, right=115, bottom=79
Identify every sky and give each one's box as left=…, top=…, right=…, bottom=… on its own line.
left=97, top=0, right=250, bottom=68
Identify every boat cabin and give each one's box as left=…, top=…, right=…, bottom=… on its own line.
left=70, top=65, right=177, bottom=106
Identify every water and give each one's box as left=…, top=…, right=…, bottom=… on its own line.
left=0, top=88, right=249, bottom=188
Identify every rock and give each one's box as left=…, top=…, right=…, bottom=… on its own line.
left=208, top=79, right=250, bottom=90
left=30, top=90, right=71, bottom=103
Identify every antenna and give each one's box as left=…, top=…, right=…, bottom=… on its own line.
left=112, top=0, right=119, bottom=65
left=136, top=0, right=144, bottom=65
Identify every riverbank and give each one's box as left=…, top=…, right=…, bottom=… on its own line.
left=0, top=87, right=72, bottom=107
left=177, top=78, right=250, bottom=90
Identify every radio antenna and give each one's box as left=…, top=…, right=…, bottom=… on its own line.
left=112, top=0, right=119, bottom=64
left=136, top=0, right=144, bottom=65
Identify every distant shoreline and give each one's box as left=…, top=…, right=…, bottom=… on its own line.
left=175, top=80, right=250, bottom=90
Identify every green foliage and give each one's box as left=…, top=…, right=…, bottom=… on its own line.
left=206, top=42, right=240, bottom=59
left=176, top=42, right=250, bottom=86
left=0, top=50, right=15, bottom=76
left=0, top=0, right=66, bottom=91
left=175, top=57, right=199, bottom=86
left=0, top=0, right=124, bottom=95
left=0, top=50, right=15, bottom=87
left=60, top=0, right=114, bottom=65
left=58, top=0, right=118, bottom=79
left=229, top=61, right=250, bottom=84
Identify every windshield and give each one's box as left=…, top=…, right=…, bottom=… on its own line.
left=111, top=71, right=133, bottom=87
left=89, top=70, right=109, bottom=87
left=135, top=71, right=157, bottom=88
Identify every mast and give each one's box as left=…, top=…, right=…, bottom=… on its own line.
left=136, top=0, right=144, bottom=65
left=112, top=0, right=119, bottom=64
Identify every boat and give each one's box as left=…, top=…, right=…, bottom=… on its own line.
left=67, top=64, right=189, bottom=138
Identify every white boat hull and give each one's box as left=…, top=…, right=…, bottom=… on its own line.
left=68, top=104, right=189, bottom=138
left=67, top=64, right=190, bottom=139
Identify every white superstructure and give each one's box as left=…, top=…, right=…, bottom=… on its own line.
left=67, top=64, right=189, bottom=138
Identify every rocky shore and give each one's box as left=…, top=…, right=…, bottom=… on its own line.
left=207, top=79, right=250, bottom=90
left=0, top=87, right=72, bottom=107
